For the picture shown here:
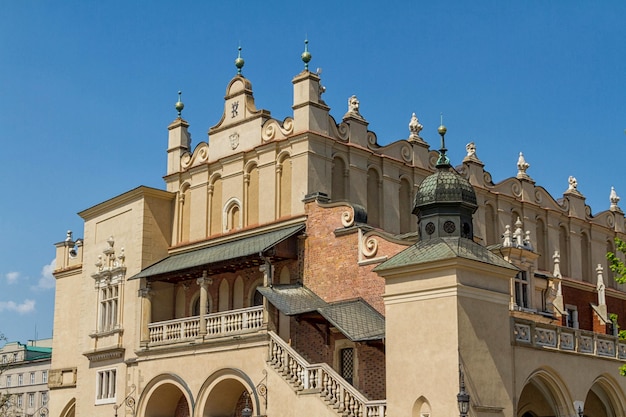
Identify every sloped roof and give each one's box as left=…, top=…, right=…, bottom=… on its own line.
left=130, top=223, right=305, bottom=280
left=374, top=236, right=518, bottom=272
left=257, top=284, right=327, bottom=315
left=318, top=300, right=385, bottom=341
left=258, top=284, right=385, bottom=342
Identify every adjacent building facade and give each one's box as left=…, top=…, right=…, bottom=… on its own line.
left=0, top=339, right=52, bottom=417
left=49, top=48, right=626, bottom=417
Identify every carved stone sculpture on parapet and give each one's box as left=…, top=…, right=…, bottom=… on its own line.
left=565, top=175, right=583, bottom=196
left=462, top=141, right=483, bottom=164
left=342, top=95, right=365, bottom=121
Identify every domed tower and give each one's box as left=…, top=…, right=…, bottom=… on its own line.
left=412, top=124, right=477, bottom=240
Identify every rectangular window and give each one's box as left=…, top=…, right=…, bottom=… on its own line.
left=18, top=373, right=23, bottom=386
left=30, top=372, right=36, bottom=385
left=340, top=348, right=354, bottom=385
left=42, top=371, right=48, bottom=384
left=6, top=375, right=11, bottom=387
left=1, top=355, right=6, bottom=364
left=96, top=369, right=117, bottom=404
left=514, top=271, right=529, bottom=308
left=28, top=392, right=35, bottom=407
left=566, top=305, right=579, bottom=329
left=41, top=391, right=48, bottom=405
left=13, top=353, right=18, bottom=362
left=99, top=285, right=119, bottom=332
left=17, top=394, right=23, bottom=408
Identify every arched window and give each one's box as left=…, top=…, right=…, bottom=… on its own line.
left=399, top=178, right=412, bottom=234
left=192, top=294, right=212, bottom=316
left=224, top=199, right=242, bottom=232
left=331, top=156, right=347, bottom=201
left=367, top=168, right=381, bottom=228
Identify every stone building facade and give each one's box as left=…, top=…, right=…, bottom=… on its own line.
left=0, top=338, right=52, bottom=417
left=49, top=48, right=626, bottom=417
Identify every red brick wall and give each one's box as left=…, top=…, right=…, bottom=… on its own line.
left=303, top=201, right=409, bottom=315
left=562, top=281, right=626, bottom=333
left=290, top=318, right=386, bottom=399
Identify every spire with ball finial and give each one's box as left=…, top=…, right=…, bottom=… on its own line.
left=436, top=113, right=450, bottom=168
left=235, top=46, right=245, bottom=75
left=175, top=91, right=184, bottom=118
left=301, top=38, right=312, bottom=71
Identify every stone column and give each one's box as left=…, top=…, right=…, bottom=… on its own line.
left=197, top=271, right=211, bottom=336
left=139, top=284, right=152, bottom=347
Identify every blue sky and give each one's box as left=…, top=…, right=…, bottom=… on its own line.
left=0, top=1, right=624, bottom=344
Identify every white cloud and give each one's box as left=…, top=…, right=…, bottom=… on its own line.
left=0, top=299, right=35, bottom=314
left=5, top=271, right=20, bottom=284
left=35, top=259, right=56, bottom=290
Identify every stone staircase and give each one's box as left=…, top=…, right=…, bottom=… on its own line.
left=267, top=331, right=386, bottom=417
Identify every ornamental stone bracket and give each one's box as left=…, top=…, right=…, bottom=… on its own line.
left=358, top=228, right=387, bottom=266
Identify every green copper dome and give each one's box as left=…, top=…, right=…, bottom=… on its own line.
left=413, top=168, right=477, bottom=213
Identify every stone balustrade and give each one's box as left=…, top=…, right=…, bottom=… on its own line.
left=513, top=318, right=626, bottom=360
left=148, top=306, right=264, bottom=345
left=268, top=331, right=386, bottom=417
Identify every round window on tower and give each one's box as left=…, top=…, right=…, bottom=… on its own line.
left=425, top=222, right=436, bottom=235
left=443, top=221, right=456, bottom=234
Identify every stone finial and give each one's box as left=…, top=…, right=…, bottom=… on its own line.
left=503, top=218, right=533, bottom=250
left=65, top=230, right=73, bottom=242
left=610, top=186, right=621, bottom=211
left=516, top=152, right=532, bottom=181
left=513, top=217, right=524, bottom=246
left=343, top=95, right=365, bottom=121
left=553, top=251, right=562, bottom=279
left=408, top=113, right=424, bottom=143
left=596, top=264, right=606, bottom=306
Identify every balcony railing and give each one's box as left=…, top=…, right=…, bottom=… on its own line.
left=148, top=306, right=264, bottom=345
left=513, top=317, right=626, bottom=360
left=268, top=331, right=386, bottom=417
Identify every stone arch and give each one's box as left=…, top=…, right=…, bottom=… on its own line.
left=367, top=166, right=382, bottom=228
left=249, top=278, right=263, bottom=307
left=137, top=373, right=194, bottom=417
left=484, top=203, right=498, bottom=246
left=276, top=151, right=292, bottom=219
left=233, top=275, right=244, bottom=309
left=517, top=368, right=573, bottom=417
left=223, top=197, right=242, bottom=232
left=559, top=224, right=570, bottom=278
left=581, top=231, right=592, bottom=282
left=411, top=395, right=432, bottom=417
left=179, top=181, right=192, bottom=243
left=331, top=153, right=349, bottom=201
left=59, top=398, right=76, bottom=417
left=399, top=175, right=413, bottom=234
left=244, top=161, right=259, bottom=227
left=584, top=374, right=626, bottom=417
left=209, top=173, right=223, bottom=236
left=536, top=217, right=548, bottom=270
left=606, top=239, right=616, bottom=289
left=191, top=291, right=213, bottom=315
left=195, top=368, right=260, bottom=417
left=218, top=280, right=230, bottom=312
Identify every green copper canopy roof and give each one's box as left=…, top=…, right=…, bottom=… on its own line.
left=374, top=236, right=518, bottom=272
left=413, top=169, right=477, bottom=212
